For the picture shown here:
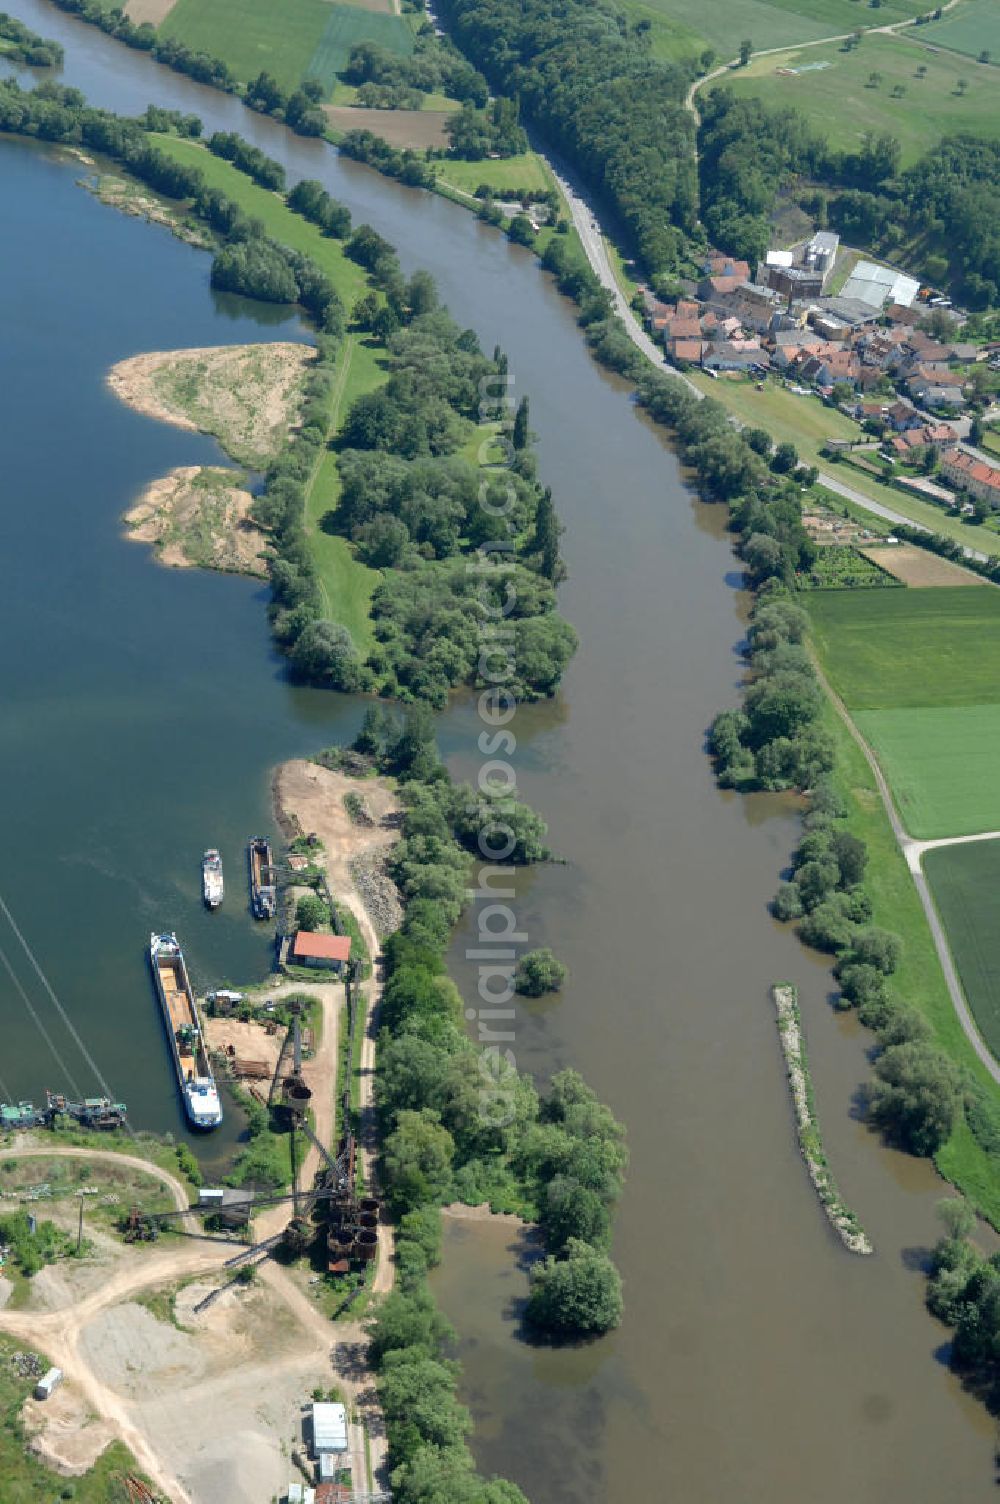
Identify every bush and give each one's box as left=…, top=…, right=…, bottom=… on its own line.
left=869, top=1042, right=962, bottom=1156
left=514, top=948, right=567, bottom=996
left=525, top=1238, right=623, bottom=1337
left=296, top=893, right=330, bottom=932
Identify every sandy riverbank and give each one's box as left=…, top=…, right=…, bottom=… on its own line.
left=107, top=342, right=312, bottom=469
left=123, top=464, right=266, bottom=576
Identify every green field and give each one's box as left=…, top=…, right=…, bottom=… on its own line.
left=925, top=839, right=1000, bottom=1059
left=724, top=32, right=1000, bottom=166
left=305, top=5, right=413, bottom=92
left=303, top=333, right=384, bottom=651
left=160, top=0, right=331, bottom=89
left=151, top=136, right=370, bottom=304
left=617, top=0, right=915, bottom=61
left=434, top=152, right=553, bottom=197
left=804, top=588, right=1000, bottom=708
left=921, top=0, right=1000, bottom=60
left=855, top=705, right=1000, bottom=837
left=806, top=588, right=1000, bottom=837
left=159, top=0, right=411, bottom=93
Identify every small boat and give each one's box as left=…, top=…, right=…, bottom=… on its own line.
left=248, top=836, right=276, bottom=920
left=149, top=932, right=222, bottom=1130
left=202, top=848, right=224, bottom=909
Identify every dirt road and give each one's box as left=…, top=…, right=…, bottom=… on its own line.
left=272, top=759, right=402, bottom=1487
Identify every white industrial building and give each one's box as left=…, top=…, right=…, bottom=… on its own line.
left=34, top=1367, right=62, bottom=1400
left=312, top=1401, right=348, bottom=1454
left=839, top=260, right=921, bottom=310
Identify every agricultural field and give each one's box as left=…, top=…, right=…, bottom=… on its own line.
left=819, top=700, right=1000, bottom=1221
left=806, top=587, right=1000, bottom=837
left=924, top=840, right=1000, bottom=1059
left=159, top=0, right=412, bottom=93
left=723, top=32, right=1000, bottom=166
left=920, top=0, right=1000, bottom=60
left=617, top=0, right=915, bottom=62
left=325, top=105, right=452, bottom=149
left=857, top=542, right=987, bottom=586
left=304, top=4, right=414, bottom=93
left=797, top=542, right=899, bottom=589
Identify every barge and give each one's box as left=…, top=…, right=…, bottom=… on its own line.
left=202, top=848, right=224, bottom=909
left=149, top=932, right=222, bottom=1129
left=248, top=836, right=276, bottom=920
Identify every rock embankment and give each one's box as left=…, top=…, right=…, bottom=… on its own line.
left=772, top=984, right=874, bottom=1257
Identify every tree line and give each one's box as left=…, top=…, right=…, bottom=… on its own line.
left=46, top=0, right=236, bottom=90
left=0, top=12, right=63, bottom=66
left=350, top=706, right=625, bottom=1327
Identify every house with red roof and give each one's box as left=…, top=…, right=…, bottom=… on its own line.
left=290, top=931, right=352, bottom=973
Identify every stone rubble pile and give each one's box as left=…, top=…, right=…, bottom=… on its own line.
left=351, top=855, right=403, bottom=939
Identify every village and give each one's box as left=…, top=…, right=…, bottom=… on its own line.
left=642, top=233, right=1000, bottom=518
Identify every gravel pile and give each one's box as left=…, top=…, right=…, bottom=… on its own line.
left=351, top=855, right=403, bottom=938
left=10, top=1350, right=44, bottom=1379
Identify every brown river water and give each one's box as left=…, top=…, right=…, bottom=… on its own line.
left=2, top=6, right=998, bottom=1497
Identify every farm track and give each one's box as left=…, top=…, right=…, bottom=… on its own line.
left=809, top=653, right=1000, bottom=1084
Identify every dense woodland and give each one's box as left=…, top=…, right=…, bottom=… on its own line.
left=436, top=0, right=698, bottom=272
left=699, top=89, right=1000, bottom=307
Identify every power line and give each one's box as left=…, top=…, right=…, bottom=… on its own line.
left=0, top=893, right=134, bottom=1133
left=0, top=892, right=124, bottom=1103
left=0, top=934, right=85, bottom=1100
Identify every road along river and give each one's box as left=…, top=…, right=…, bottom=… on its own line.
left=1, top=11, right=998, bottom=1500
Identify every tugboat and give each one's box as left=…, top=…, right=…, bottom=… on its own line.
left=247, top=837, right=276, bottom=920
left=149, top=932, right=222, bottom=1129
left=202, top=848, right=224, bottom=909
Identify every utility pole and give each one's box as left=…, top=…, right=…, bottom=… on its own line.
left=77, top=1198, right=84, bottom=1254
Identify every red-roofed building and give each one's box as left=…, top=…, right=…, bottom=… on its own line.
left=290, top=931, right=352, bottom=972
left=889, top=423, right=958, bottom=456
left=940, top=448, right=1000, bottom=507
left=671, top=339, right=703, bottom=365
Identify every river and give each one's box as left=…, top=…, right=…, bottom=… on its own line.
left=1, top=10, right=997, bottom=1499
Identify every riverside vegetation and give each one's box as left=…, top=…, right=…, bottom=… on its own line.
left=311, top=704, right=629, bottom=1501
left=0, top=79, right=576, bottom=707
left=0, top=12, right=63, bottom=66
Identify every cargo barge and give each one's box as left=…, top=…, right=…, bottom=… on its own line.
left=149, top=932, right=222, bottom=1129
left=202, top=848, right=224, bottom=909
left=248, top=836, right=276, bottom=920
left=0, top=1093, right=127, bottom=1131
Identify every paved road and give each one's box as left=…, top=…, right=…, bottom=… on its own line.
left=810, top=658, right=1000, bottom=1086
